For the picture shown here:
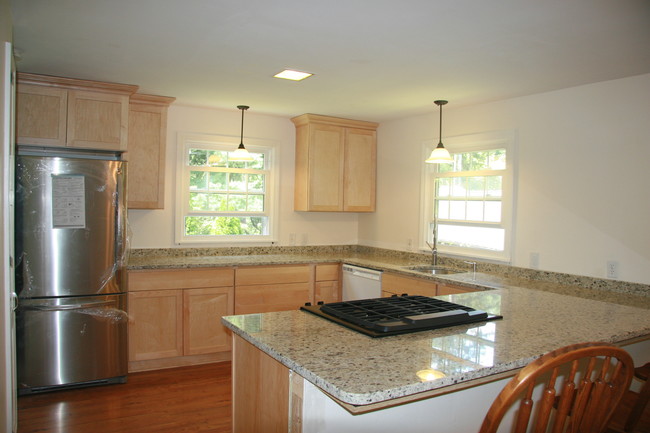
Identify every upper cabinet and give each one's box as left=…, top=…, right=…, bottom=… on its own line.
left=16, top=73, right=139, bottom=151
left=127, top=94, right=175, bottom=209
left=291, top=114, right=378, bottom=212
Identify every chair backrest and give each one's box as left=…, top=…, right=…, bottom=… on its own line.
left=479, top=342, right=635, bottom=433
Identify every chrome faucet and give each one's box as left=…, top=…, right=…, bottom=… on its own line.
left=425, top=226, right=439, bottom=266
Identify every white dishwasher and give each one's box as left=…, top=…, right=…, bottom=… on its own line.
left=341, top=264, right=382, bottom=301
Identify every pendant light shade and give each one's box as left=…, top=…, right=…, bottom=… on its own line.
left=425, top=100, right=453, bottom=164
left=230, top=105, right=254, bottom=161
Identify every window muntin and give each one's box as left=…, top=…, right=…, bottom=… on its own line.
left=176, top=135, right=276, bottom=243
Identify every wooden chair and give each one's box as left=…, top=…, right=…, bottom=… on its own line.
left=622, top=362, right=650, bottom=432
left=479, top=342, right=635, bottom=433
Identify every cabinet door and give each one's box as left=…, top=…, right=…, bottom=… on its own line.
left=67, top=90, right=129, bottom=150
left=16, top=84, right=67, bottom=147
left=184, top=287, right=234, bottom=356
left=343, top=127, right=376, bottom=212
left=235, top=283, right=312, bottom=314
left=305, top=123, right=344, bottom=211
left=127, top=95, right=174, bottom=209
left=382, top=273, right=438, bottom=297
left=128, top=290, right=183, bottom=361
left=315, top=263, right=340, bottom=282
left=315, top=281, right=340, bottom=304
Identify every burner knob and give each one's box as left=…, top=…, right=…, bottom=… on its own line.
left=317, top=301, right=324, bottom=305
left=304, top=302, right=312, bottom=306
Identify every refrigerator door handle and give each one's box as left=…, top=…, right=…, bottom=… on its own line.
left=22, top=300, right=116, bottom=311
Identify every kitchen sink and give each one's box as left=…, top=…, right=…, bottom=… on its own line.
left=405, top=265, right=462, bottom=275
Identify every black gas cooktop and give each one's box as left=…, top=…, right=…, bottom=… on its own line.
left=301, top=295, right=502, bottom=337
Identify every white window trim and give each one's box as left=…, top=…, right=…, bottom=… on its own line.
left=419, top=130, right=517, bottom=263
left=174, top=132, right=280, bottom=245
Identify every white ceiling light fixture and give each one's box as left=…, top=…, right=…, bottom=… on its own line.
left=425, top=100, right=453, bottom=164
left=273, top=69, right=314, bottom=81
left=230, top=105, right=254, bottom=162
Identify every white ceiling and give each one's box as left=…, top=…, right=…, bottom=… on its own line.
left=10, top=0, right=650, bottom=122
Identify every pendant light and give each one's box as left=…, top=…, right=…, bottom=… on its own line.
left=425, top=100, right=453, bottom=164
left=230, top=105, right=254, bottom=161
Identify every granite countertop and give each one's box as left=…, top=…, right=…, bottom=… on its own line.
left=222, top=286, right=650, bottom=407
left=127, top=248, right=650, bottom=308
left=131, top=246, right=650, bottom=408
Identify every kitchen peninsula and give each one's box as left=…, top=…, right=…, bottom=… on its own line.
left=128, top=246, right=650, bottom=432
left=223, top=286, right=650, bottom=433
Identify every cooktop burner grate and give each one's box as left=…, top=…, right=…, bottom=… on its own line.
left=301, top=295, right=502, bottom=337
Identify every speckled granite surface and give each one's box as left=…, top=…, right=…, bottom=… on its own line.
left=129, top=245, right=650, bottom=407
left=127, top=245, right=650, bottom=305
left=222, top=287, right=650, bottom=406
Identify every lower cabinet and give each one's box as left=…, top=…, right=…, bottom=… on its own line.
left=128, top=263, right=342, bottom=371
left=183, top=287, right=234, bottom=355
left=128, top=289, right=184, bottom=361
left=234, top=263, right=341, bottom=314
left=314, top=263, right=341, bottom=304
left=382, top=272, right=476, bottom=297
left=127, top=267, right=234, bottom=371
left=235, top=264, right=312, bottom=314
left=382, top=273, right=437, bottom=297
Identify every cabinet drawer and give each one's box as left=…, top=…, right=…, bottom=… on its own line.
left=128, top=267, right=235, bottom=291
left=235, top=265, right=311, bottom=286
left=235, top=282, right=311, bottom=314
left=382, top=273, right=437, bottom=297
left=315, top=263, right=340, bottom=281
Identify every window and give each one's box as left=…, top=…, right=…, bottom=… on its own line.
left=421, top=131, right=515, bottom=261
left=175, top=134, right=277, bottom=244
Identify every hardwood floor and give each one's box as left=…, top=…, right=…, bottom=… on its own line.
left=17, top=360, right=650, bottom=433
left=17, top=362, right=232, bottom=433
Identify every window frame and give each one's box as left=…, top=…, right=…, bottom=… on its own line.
left=420, top=130, right=516, bottom=262
left=175, top=132, right=279, bottom=244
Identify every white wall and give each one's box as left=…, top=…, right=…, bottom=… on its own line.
left=127, top=104, right=359, bottom=248
left=360, top=74, right=650, bottom=285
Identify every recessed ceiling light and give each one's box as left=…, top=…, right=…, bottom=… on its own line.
left=273, top=69, right=313, bottom=81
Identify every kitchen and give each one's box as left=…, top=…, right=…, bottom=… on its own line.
left=2, top=1, right=650, bottom=432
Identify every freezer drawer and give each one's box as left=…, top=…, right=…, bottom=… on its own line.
left=16, top=294, right=128, bottom=393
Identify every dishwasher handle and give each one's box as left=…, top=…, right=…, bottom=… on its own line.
left=342, top=265, right=382, bottom=281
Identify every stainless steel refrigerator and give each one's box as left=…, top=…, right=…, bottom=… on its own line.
left=15, top=149, right=128, bottom=394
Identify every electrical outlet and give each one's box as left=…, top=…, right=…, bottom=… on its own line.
left=289, top=233, right=296, bottom=246
left=607, top=260, right=619, bottom=279
left=529, top=252, right=540, bottom=269
left=407, top=239, right=413, bottom=251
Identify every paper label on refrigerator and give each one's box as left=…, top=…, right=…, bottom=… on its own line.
left=51, top=175, right=86, bottom=228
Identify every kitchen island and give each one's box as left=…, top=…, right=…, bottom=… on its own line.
left=222, top=285, right=650, bottom=433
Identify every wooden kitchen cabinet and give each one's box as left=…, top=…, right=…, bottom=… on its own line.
left=314, top=263, right=341, bottom=304
left=16, top=73, right=138, bottom=151
left=292, top=114, right=378, bottom=212
left=382, top=272, right=438, bottom=297
left=183, top=286, right=234, bottom=355
left=235, top=264, right=312, bottom=314
left=128, top=289, right=184, bottom=361
left=382, top=272, right=478, bottom=297
left=127, top=267, right=234, bottom=371
left=127, top=93, right=175, bottom=209
left=15, top=84, right=68, bottom=147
